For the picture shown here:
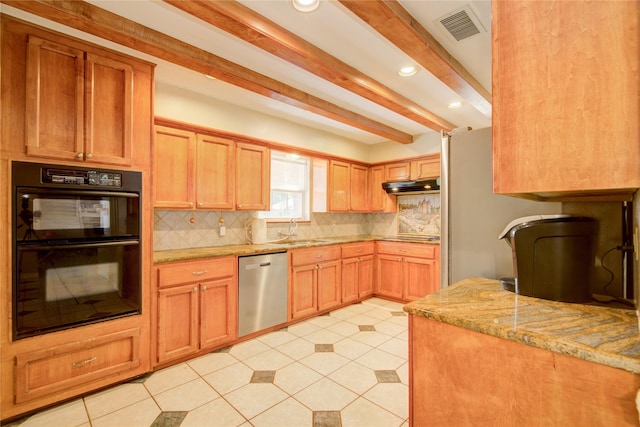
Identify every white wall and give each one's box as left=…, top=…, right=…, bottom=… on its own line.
left=367, top=132, right=442, bottom=163
left=155, top=82, right=443, bottom=163
left=156, top=82, right=376, bottom=162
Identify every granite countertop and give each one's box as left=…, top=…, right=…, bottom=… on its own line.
left=404, top=277, right=640, bottom=374
left=153, top=234, right=439, bottom=264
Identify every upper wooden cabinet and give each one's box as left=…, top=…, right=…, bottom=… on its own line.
left=492, top=1, right=640, bottom=200
left=2, top=17, right=153, bottom=168
left=384, top=155, right=440, bottom=182
left=384, top=162, right=410, bottom=182
left=153, top=123, right=267, bottom=210
left=328, top=160, right=369, bottom=212
left=410, top=156, right=440, bottom=180
left=154, top=126, right=195, bottom=209
left=26, top=37, right=134, bottom=166
left=235, top=142, right=270, bottom=210
left=196, top=135, right=234, bottom=210
left=369, top=165, right=396, bottom=213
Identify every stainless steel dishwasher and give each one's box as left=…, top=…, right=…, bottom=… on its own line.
left=238, top=252, right=288, bottom=337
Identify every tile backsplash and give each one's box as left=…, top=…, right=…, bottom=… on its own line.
left=154, top=210, right=398, bottom=251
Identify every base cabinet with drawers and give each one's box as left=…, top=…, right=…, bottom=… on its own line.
left=376, top=242, right=440, bottom=302
left=154, top=257, right=238, bottom=364
left=341, top=242, right=375, bottom=303
left=289, top=246, right=342, bottom=320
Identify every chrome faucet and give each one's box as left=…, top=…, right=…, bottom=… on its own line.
left=278, top=218, right=297, bottom=238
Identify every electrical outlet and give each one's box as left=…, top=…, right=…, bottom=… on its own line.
left=219, top=225, right=226, bottom=236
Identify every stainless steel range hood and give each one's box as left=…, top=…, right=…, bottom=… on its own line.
left=382, top=178, right=440, bottom=194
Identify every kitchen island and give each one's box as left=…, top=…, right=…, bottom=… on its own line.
left=404, top=278, right=640, bottom=426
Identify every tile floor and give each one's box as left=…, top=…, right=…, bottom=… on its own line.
left=8, top=298, right=409, bottom=427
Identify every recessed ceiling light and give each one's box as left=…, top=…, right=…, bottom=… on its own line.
left=398, top=66, right=417, bottom=77
left=292, top=0, right=320, bottom=12
left=448, top=101, right=463, bottom=109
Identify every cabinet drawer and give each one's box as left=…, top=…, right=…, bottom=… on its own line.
left=341, top=242, right=374, bottom=258
left=15, top=328, right=141, bottom=403
left=376, top=242, right=437, bottom=259
left=157, top=257, right=235, bottom=288
left=291, top=246, right=341, bottom=266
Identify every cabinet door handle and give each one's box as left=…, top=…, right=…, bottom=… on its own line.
left=85, top=153, right=93, bottom=159
left=192, top=270, right=208, bottom=276
left=193, top=286, right=198, bottom=292
left=72, top=356, right=97, bottom=367
left=76, top=152, right=84, bottom=159
left=202, top=285, right=207, bottom=291
left=197, top=202, right=203, bottom=207
left=397, top=257, right=402, bottom=262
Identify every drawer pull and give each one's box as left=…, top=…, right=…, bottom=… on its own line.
left=192, top=270, right=208, bottom=276
left=399, top=249, right=408, bottom=253
left=314, top=254, right=323, bottom=258
left=355, top=249, right=363, bottom=253
left=71, top=356, right=97, bottom=367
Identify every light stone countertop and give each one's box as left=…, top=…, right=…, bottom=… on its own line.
left=404, top=277, right=640, bottom=374
left=153, top=234, right=439, bottom=264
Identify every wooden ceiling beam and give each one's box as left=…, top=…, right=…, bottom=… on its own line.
left=339, top=0, right=492, bottom=118
left=2, top=0, right=414, bottom=144
left=163, top=0, right=455, bottom=132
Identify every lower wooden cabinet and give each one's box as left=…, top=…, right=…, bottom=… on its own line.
left=341, top=242, right=374, bottom=303
left=290, top=246, right=342, bottom=319
left=376, top=242, right=440, bottom=302
left=155, top=257, right=237, bottom=364
left=409, top=316, right=639, bottom=426
left=14, top=328, right=142, bottom=404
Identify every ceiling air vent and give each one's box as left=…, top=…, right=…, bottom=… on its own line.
left=437, top=5, right=486, bottom=42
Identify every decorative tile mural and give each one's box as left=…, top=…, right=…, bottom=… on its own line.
left=396, top=194, right=440, bottom=237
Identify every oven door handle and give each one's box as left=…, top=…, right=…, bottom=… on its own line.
left=17, top=240, right=139, bottom=251
left=18, top=187, right=139, bottom=198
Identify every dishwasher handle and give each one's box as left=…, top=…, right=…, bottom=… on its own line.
left=245, top=262, right=272, bottom=270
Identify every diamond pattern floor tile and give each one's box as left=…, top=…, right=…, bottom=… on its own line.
left=9, top=298, right=409, bottom=427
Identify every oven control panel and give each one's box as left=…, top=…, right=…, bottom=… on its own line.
left=42, top=168, right=122, bottom=187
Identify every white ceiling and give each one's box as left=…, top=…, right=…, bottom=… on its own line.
left=3, top=0, right=492, bottom=145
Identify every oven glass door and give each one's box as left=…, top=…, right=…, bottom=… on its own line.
left=14, top=240, right=140, bottom=339
left=15, top=188, right=139, bottom=242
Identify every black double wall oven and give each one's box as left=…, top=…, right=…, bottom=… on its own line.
left=12, top=161, right=142, bottom=340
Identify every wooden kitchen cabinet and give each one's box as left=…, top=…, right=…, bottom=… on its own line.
left=25, top=35, right=135, bottom=166
left=196, top=134, right=234, bottom=209
left=410, top=155, right=440, bottom=180
left=492, top=0, right=640, bottom=200
left=153, top=124, right=236, bottom=209
left=341, top=242, right=374, bottom=303
left=409, top=316, right=639, bottom=426
left=2, top=17, right=153, bottom=168
left=154, top=126, right=195, bottom=209
left=384, top=162, right=410, bottom=182
left=14, top=328, right=142, bottom=404
left=349, top=163, right=369, bottom=211
left=328, top=160, right=350, bottom=211
left=235, top=142, right=270, bottom=210
left=376, top=242, right=439, bottom=302
left=155, top=257, right=237, bottom=364
left=328, top=160, right=369, bottom=212
left=369, top=165, right=397, bottom=213
left=289, top=246, right=342, bottom=319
